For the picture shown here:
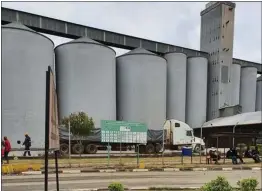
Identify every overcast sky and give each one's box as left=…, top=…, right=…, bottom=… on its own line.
left=2, top=1, right=261, bottom=63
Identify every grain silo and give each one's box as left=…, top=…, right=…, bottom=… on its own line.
left=186, top=56, right=208, bottom=129
left=116, top=48, right=167, bottom=130
left=240, top=66, right=257, bottom=113
left=164, top=52, right=187, bottom=122
left=256, top=76, right=262, bottom=111
left=55, top=37, right=116, bottom=127
left=2, top=22, right=54, bottom=150
left=230, top=63, right=241, bottom=106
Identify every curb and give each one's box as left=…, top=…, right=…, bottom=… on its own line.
left=11, top=166, right=261, bottom=175
left=41, top=187, right=201, bottom=191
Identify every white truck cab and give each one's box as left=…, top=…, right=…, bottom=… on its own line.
left=163, top=119, right=205, bottom=152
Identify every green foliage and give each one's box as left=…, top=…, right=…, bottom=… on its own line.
left=61, top=112, right=94, bottom=136
left=200, top=176, right=233, bottom=191
left=237, top=178, right=258, bottom=191
left=108, top=182, right=124, bottom=191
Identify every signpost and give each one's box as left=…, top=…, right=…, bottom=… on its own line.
left=101, top=120, right=147, bottom=144
left=45, top=66, right=60, bottom=191
left=101, top=120, right=147, bottom=166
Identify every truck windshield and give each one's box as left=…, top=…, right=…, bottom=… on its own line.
left=186, top=130, right=193, bottom=137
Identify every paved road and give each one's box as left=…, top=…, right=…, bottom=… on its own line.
left=3, top=170, right=261, bottom=191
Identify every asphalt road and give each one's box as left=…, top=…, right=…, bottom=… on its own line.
left=2, top=170, right=261, bottom=191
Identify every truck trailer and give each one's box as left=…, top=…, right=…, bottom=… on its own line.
left=59, top=119, right=205, bottom=155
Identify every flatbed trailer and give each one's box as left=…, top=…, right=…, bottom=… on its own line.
left=59, top=127, right=164, bottom=154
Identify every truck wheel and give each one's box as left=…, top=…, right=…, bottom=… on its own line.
left=146, top=144, right=155, bottom=154
left=60, top=143, right=69, bottom=155
left=135, top=145, right=146, bottom=154
left=155, top=143, right=162, bottom=153
left=85, top=144, right=98, bottom=154
left=194, top=144, right=201, bottom=153
left=72, top=144, right=84, bottom=154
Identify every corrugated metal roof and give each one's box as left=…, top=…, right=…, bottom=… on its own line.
left=202, top=111, right=262, bottom=128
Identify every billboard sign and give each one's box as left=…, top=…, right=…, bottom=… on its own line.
left=101, top=120, right=147, bottom=144
left=46, top=66, right=60, bottom=151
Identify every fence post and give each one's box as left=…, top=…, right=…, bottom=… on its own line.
left=223, top=147, right=226, bottom=164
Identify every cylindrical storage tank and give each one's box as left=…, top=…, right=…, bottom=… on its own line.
left=164, top=52, right=187, bottom=122
left=2, top=22, right=54, bottom=149
left=230, top=63, right=241, bottom=106
left=256, top=76, right=262, bottom=111
left=55, top=37, right=116, bottom=127
left=240, top=66, right=257, bottom=113
left=186, top=56, right=208, bottom=129
left=116, top=48, right=167, bottom=130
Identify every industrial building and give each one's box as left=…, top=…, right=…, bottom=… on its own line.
left=1, top=2, right=261, bottom=151
left=194, top=111, right=262, bottom=148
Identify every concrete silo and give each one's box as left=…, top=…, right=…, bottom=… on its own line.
left=186, top=56, right=208, bottom=129
left=164, top=52, right=187, bottom=122
left=256, top=76, right=262, bottom=111
left=116, top=48, right=167, bottom=130
left=2, top=22, right=54, bottom=150
left=240, top=66, right=257, bottom=113
left=55, top=37, right=116, bottom=127
left=230, top=63, right=241, bottom=106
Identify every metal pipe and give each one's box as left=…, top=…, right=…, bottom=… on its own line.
left=120, top=132, right=122, bottom=164
left=68, top=121, right=71, bottom=166
left=232, top=122, right=239, bottom=148
left=44, top=69, right=50, bottom=191
left=55, top=150, right=60, bottom=191
left=161, top=120, right=168, bottom=166
left=200, top=124, right=203, bottom=164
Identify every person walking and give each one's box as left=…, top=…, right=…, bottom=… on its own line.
left=3, top=137, right=11, bottom=164
left=2, top=141, right=5, bottom=164
left=23, top=133, right=31, bottom=157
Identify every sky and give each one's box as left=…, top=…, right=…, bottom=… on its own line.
left=2, top=1, right=261, bottom=63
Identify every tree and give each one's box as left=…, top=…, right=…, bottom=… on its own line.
left=61, top=111, right=95, bottom=137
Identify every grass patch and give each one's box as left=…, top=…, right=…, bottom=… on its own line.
left=6, top=156, right=260, bottom=169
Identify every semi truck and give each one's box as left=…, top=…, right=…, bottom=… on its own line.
left=59, top=119, right=205, bottom=155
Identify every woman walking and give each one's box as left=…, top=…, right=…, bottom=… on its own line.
left=3, top=136, right=11, bottom=164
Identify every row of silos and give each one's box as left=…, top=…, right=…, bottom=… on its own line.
left=229, top=63, right=260, bottom=113
left=117, top=51, right=208, bottom=130
left=1, top=21, right=226, bottom=152
left=2, top=22, right=210, bottom=150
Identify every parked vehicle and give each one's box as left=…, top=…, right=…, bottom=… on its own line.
left=59, top=119, right=205, bottom=155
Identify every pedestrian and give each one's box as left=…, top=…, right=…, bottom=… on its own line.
left=3, top=136, right=11, bottom=164
left=23, top=133, right=31, bottom=157
left=1, top=140, right=5, bottom=164
left=231, top=147, right=245, bottom=164
left=251, top=146, right=261, bottom=163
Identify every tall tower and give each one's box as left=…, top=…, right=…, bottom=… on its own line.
left=200, top=2, right=236, bottom=120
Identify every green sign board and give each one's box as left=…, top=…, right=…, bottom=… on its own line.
left=101, top=120, right=148, bottom=144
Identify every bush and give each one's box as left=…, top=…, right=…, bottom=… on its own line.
left=237, top=178, right=258, bottom=191
left=108, top=182, right=124, bottom=191
left=200, top=176, right=233, bottom=191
